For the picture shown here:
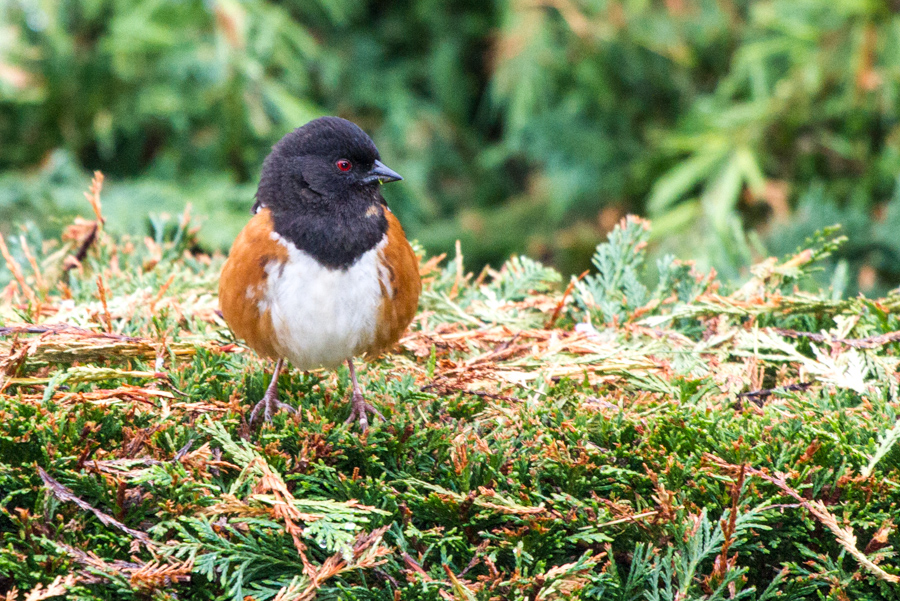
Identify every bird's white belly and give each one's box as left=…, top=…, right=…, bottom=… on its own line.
left=262, top=232, right=388, bottom=370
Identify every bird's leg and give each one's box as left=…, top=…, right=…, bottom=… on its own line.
left=344, top=360, right=384, bottom=432
left=249, top=359, right=296, bottom=424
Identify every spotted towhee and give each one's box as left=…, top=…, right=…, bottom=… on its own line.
left=218, top=117, right=420, bottom=430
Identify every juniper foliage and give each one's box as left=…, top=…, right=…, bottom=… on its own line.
left=1, top=203, right=899, bottom=598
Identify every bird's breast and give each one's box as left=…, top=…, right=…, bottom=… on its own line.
left=219, top=208, right=420, bottom=371
left=263, top=231, right=390, bottom=370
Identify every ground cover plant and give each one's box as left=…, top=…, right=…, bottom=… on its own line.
left=1, top=175, right=899, bottom=599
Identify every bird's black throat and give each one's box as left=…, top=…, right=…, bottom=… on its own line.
left=269, top=195, right=388, bottom=270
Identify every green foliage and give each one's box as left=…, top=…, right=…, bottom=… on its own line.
left=167, top=516, right=301, bottom=601
left=484, top=255, right=561, bottom=303
left=2, top=174, right=900, bottom=598
left=575, top=215, right=652, bottom=323
left=575, top=215, right=720, bottom=326
left=4, top=0, right=900, bottom=289
left=647, top=507, right=770, bottom=601
left=420, top=246, right=562, bottom=328
left=766, top=183, right=900, bottom=295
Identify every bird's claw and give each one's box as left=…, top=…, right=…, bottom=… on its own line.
left=249, top=390, right=296, bottom=425
left=344, top=390, right=384, bottom=432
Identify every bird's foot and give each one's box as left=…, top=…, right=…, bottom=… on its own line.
left=344, top=390, right=384, bottom=432
left=249, top=389, right=296, bottom=425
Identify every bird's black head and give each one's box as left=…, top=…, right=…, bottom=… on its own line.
left=254, top=117, right=403, bottom=269
left=256, top=116, right=402, bottom=211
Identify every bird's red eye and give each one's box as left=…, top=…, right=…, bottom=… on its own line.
left=336, top=159, right=352, bottom=172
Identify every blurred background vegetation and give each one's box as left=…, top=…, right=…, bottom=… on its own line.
left=2, top=0, right=900, bottom=295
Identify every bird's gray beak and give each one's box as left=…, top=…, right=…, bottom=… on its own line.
left=363, top=160, right=403, bottom=184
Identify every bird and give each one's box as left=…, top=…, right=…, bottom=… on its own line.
left=218, top=116, right=421, bottom=430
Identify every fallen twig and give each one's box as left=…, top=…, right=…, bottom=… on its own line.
left=37, top=467, right=153, bottom=548
left=736, top=382, right=814, bottom=407
left=707, top=455, right=900, bottom=584
left=776, top=328, right=900, bottom=349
